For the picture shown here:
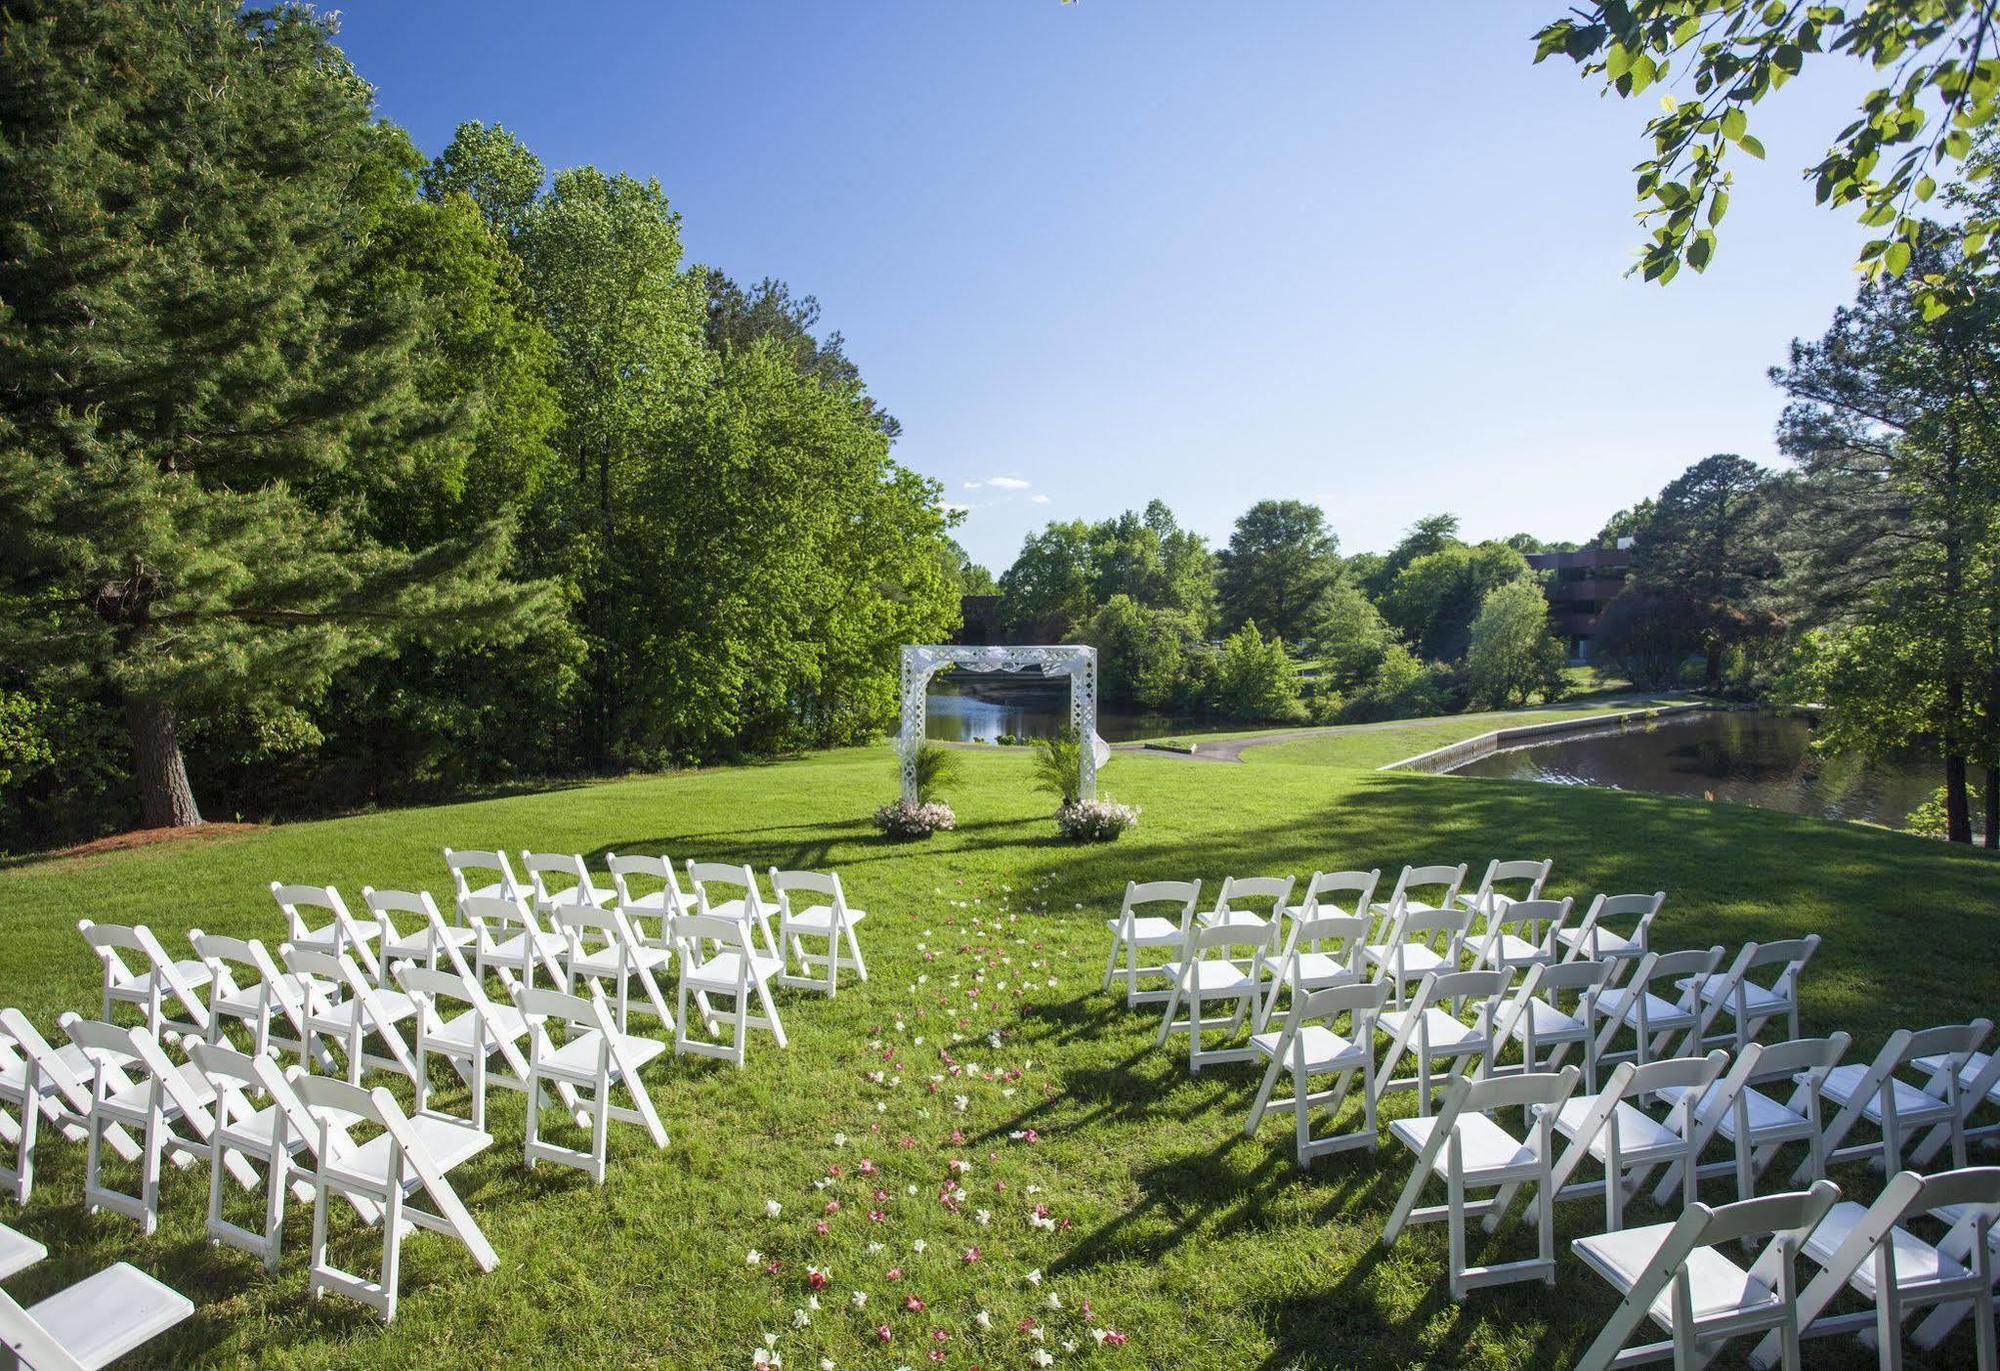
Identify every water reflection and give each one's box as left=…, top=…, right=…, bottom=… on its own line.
left=1449, top=709, right=1937, bottom=830
left=923, top=673, right=1189, bottom=743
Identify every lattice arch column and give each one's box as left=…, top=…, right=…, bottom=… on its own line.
left=897, top=645, right=1109, bottom=805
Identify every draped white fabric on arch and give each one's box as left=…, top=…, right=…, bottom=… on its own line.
left=897, top=645, right=1107, bottom=804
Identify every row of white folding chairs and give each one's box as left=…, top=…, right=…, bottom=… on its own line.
left=0, top=1216, right=192, bottom=1370
left=1374, top=1072, right=2000, bottom=1369
left=441, top=849, right=870, bottom=999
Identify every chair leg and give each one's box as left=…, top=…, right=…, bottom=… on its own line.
left=1244, top=1057, right=1283, bottom=1138
left=1101, top=936, right=1121, bottom=993
left=844, top=923, right=867, bottom=982
left=756, top=979, right=787, bottom=1049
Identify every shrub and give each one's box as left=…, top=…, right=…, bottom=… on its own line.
left=1054, top=798, right=1139, bottom=841
left=1465, top=579, right=1567, bottom=707
left=873, top=798, right=956, bottom=839
left=1030, top=730, right=1085, bottom=807
left=911, top=742, right=962, bottom=804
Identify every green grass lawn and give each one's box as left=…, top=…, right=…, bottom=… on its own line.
left=1, top=741, right=1995, bottom=1368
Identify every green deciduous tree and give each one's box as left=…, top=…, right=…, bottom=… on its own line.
left=1465, top=579, right=1567, bottom=707
left=1627, top=454, right=1779, bottom=691
left=1381, top=543, right=1534, bottom=663
left=0, top=1, right=552, bottom=828
left=1536, top=0, right=2000, bottom=308
left=1217, top=499, right=1338, bottom=640
left=1211, top=621, right=1307, bottom=723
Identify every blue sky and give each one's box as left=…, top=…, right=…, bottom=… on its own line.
left=333, top=1, right=1883, bottom=572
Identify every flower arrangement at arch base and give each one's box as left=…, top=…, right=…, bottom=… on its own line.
left=1032, top=733, right=1138, bottom=842
left=875, top=744, right=961, bottom=840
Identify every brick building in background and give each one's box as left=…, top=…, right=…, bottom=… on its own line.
left=1525, top=541, right=1632, bottom=663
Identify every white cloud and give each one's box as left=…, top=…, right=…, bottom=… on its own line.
left=962, top=480, right=984, bottom=490
left=938, top=500, right=972, bottom=515
left=985, top=475, right=1031, bottom=490
left=1029, top=494, right=1051, bottom=504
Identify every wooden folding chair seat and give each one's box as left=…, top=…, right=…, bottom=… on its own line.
left=1539, top=1051, right=1730, bottom=1232
left=1472, top=897, right=1573, bottom=975
left=1803, top=1020, right=1994, bottom=1181
left=76, top=920, right=211, bottom=1040
left=61, top=1015, right=250, bottom=1235
left=769, top=867, right=868, bottom=999
left=286, top=947, right=427, bottom=1085
left=1487, top=958, right=1617, bottom=1094
left=1381, top=1067, right=1580, bottom=1299
left=460, top=893, right=566, bottom=993
left=1573, top=1180, right=1839, bottom=1371
left=516, top=984, right=667, bottom=1183
left=674, top=911, right=788, bottom=1066
left=521, top=851, right=612, bottom=920
left=1911, top=1044, right=2000, bottom=1165
left=1155, top=921, right=1271, bottom=1073
left=1558, top=891, right=1666, bottom=964
left=0, top=1256, right=193, bottom=1371
left=1195, top=874, right=1296, bottom=939
left=1369, top=862, right=1470, bottom=933
left=606, top=851, right=690, bottom=949
left=1760, top=1165, right=2000, bottom=1371
left=1244, top=981, right=1390, bottom=1166
left=1678, top=936, right=1819, bottom=1054
left=1589, top=946, right=1723, bottom=1069
left=1374, top=969, right=1511, bottom=1117
left=291, top=1072, right=498, bottom=1322
left=1457, top=857, right=1553, bottom=919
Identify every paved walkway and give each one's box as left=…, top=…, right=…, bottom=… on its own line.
left=1110, top=694, right=1682, bottom=764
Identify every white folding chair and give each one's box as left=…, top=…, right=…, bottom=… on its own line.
left=76, top=920, right=211, bottom=1040
left=291, top=1071, right=498, bottom=1323
left=673, top=911, right=788, bottom=1066
left=188, top=928, right=327, bottom=1066
left=0, top=1220, right=44, bottom=1279
left=1590, top=946, right=1724, bottom=1069
left=1277, top=868, right=1378, bottom=926
left=1573, top=1180, right=1839, bottom=1371
left=1195, top=874, right=1296, bottom=938
left=1457, top=857, right=1553, bottom=918
left=1680, top=936, right=1820, bottom=1053
left=1101, top=879, right=1201, bottom=1008
left=187, top=1041, right=318, bottom=1272
left=516, top=984, right=667, bottom=1183
left=1364, top=905, right=1474, bottom=1008
left=0, top=1257, right=193, bottom=1371
left=0, top=1009, right=141, bottom=1207
left=1802, top=1020, right=1994, bottom=1181
left=1760, top=1166, right=2000, bottom=1371
left=1368, top=861, right=1469, bottom=939
left=360, top=887, right=476, bottom=990
left=1911, top=1040, right=2000, bottom=1167
left=606, top=851, right=690, bottom=950
left=396, top=963, right=540, bottom=1132
left=1539, top=1051, right=1730, bottom=1233
left=1472, top=898, right=1574, bottom=975
left=444, top=847, right=527, bottom=907
left=1559, top=891, right=1666, bottom=964
left=686, top=861, right=781, bottom=958
left=459, top=892, right=566, bottom=993
left=770, top=868, right=868, bottom=998
left=1374, top=969, right=1512, bottom=1117
left=556, top=904, right=674, bottom=1032
left=270, top=881, right=379, bottom=978
left=521, top=851, right=612, bottom=920
left=1644, top=1034, right=1851, bottom=1208
left=1381, top=1067, right=1580, bottom=1299
left=1253, top=903, right=1370, bottom=1033
left=61, top=1015, right=247, bottom=1235
left=1244, top=980, right=1390, bottom=1166
left=1487, top=958, right=1617, bottom=1094
left=286, top=947, right=426, bottom=1085
left=1154, top=921, right=1270, bottom=1073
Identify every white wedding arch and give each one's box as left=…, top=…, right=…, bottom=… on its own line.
left=897, top=645, right=1111, bottom=805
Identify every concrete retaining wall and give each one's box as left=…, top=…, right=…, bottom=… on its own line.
left=1378, top=703, right=1711, bottom=775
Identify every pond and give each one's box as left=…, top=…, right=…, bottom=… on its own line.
left=923, top=672, right=1195, bottom=744
left=1448, top=708, right=1939, bottom=831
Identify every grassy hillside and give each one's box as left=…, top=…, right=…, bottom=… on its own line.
left=1, top=738, right=1993, bottom=1368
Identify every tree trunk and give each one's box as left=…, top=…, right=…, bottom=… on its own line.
left=1704, top=643, right=1722, bottom=692
left=1986, top=765, right=1998, bottom=850
left=125, top=695, right=203, bottom=829
left=1945, top=750, right=1971, bottom=845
